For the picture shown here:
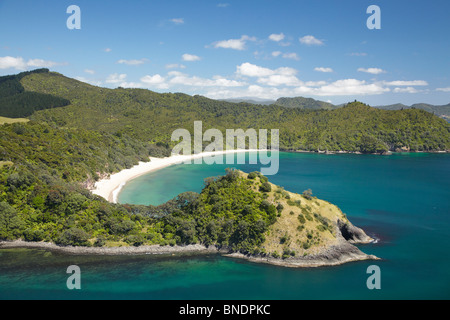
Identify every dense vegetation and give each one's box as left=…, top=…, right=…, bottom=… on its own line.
left=0, top=69, right=70, bottom=118
left=0, top=69, right=449, bottom=256
left=164, top=170, right=278, bottom=253
left=19, top=70, right=449, bottom=153
left=0, top=123, right=277, bottom=254
left=275, top=96, right=336, bottom=110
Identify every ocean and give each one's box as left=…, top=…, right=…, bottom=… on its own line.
left=1, top=152, right=449, bottom=299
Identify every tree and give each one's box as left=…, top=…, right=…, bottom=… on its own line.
left=302, top=189, right=313, bottom=200
left=0, top=202, right=24, bottom=240
left=259, top=182, right=272, bottom=193
left=56, top=228, right=90, bottom=246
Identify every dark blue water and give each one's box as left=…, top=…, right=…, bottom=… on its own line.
left=1, top=152, right=449, bottom=299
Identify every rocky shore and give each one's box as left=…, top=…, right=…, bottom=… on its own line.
left=0, top=223, right=379, bottom=268
left=226, top=236, right=379, bottom=268
left=0, top=240, right=218, bottom=256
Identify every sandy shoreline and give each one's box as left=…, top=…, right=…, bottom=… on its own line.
left=91, top=149, right=263, bottom=203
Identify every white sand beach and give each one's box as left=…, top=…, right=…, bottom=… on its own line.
left=91, top=149, right=262, bottom=203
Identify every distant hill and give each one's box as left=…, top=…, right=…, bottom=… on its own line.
left=375, top=103, right=450, bottom=121
left=219, top=98, right=276, bottom=105
left=0, top=69, right=446, bottom=153
left=274, top=96, right=337, bottom=110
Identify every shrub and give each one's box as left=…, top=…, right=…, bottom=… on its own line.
left=276, top=203, right=284, bottom=213
left=247, top=172, right=258, bottom=179
left=298, top=214, right=306, bottom=224
left=56, top=228, right=90, bottom=246
left=94, top=235, right=106, bottom=247
left=279, top=234, right=289, bottom=244
left=282, top=248, right=296, bottom=259
left=302, top=189, right=313, bottom=200
left=287, top=199, right=301, bottom=207
left=124, top=234, right=145, bottom=247
left=109, top=219, right=135, bottom=235
left=259, top=182, right=272, bottom=193
left=23, top=228, right=44, bottom=242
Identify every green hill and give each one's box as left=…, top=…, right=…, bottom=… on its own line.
left=275, top=96, right=337, bottom=110
left=13, top=70, right=449, bottom=153
left=0, top=69, right=70, bottom=118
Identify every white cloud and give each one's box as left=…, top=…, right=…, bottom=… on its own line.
left=305, top=80, right=328, bottom=87
left=350, top=52, right=368, bottom=56
left=212, top=35, right=256, bottom=51
left=117, top=58, right=148, bottom=66
left=236, top=63, right=300, bottom=87
left=182, top=53, right=201, bottom=61
left=271, top=51, right=299, bottom=60
left=141, top=74, right=169, bottom=89
left=165, top=63, right=186, bottom=69
left=269, top=33, right=285, bottom=42
left=104, top=73, right=143, bottom=88
left=105, top=73, right=127, bottom=84
left=282, top=52, right=300, bottom=60
left=236, top=62, right=297, bottom=78
left=299, top=35, right=324, bottom=46
left=205, top=78, right=390, bottom=100
left=168, top=72, right=245, bottom=87
left=27, top=59, right=63, bottom=68
left=257, top=74, right=302, bottom=87
left=272, top=51, right=282, bottom=57
left=217, top=3, right=230, bottom=7
left=436, top=87, right=450, bottom=92
left=357, top=67, right=386, bottom=75
left=84, top=69, right=95, bottom=75
left=170, top=18, right=184, bottom=24
left=314, top=67, right=333, bottom=73
left=0, top=56, right=63, bottom=70
left=236, top=63, right=275, bottom=77
left=141, top=74, right=165, bottom=85
left=393, top=87, right=419, bottom=93
left=309, top=79, right=389, bottom=96
left=104, top=48, right=112, bottom=53
left=383, top=80, right=428, bottom=86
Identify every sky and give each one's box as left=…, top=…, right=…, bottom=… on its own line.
left=0, top=0, right=449, bottom=106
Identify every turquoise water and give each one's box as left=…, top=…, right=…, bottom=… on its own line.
left=1, top=152, right=449, bottom=299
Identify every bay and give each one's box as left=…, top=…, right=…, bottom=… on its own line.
left=1, top=152, right=449, bottom=299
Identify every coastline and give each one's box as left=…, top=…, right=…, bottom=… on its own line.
left=0, top=240, right=218, bottom=256
left=0, top=239, right=379, bottom=268
left=91, top=149, right=264, bottom=203
left=92, top=148, right=449, bottom=204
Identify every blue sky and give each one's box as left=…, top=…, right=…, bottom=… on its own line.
left=0, top=0, right=449, bottom=105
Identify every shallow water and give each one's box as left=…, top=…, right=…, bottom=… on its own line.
left=1, top=152, right=449, bottom=299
